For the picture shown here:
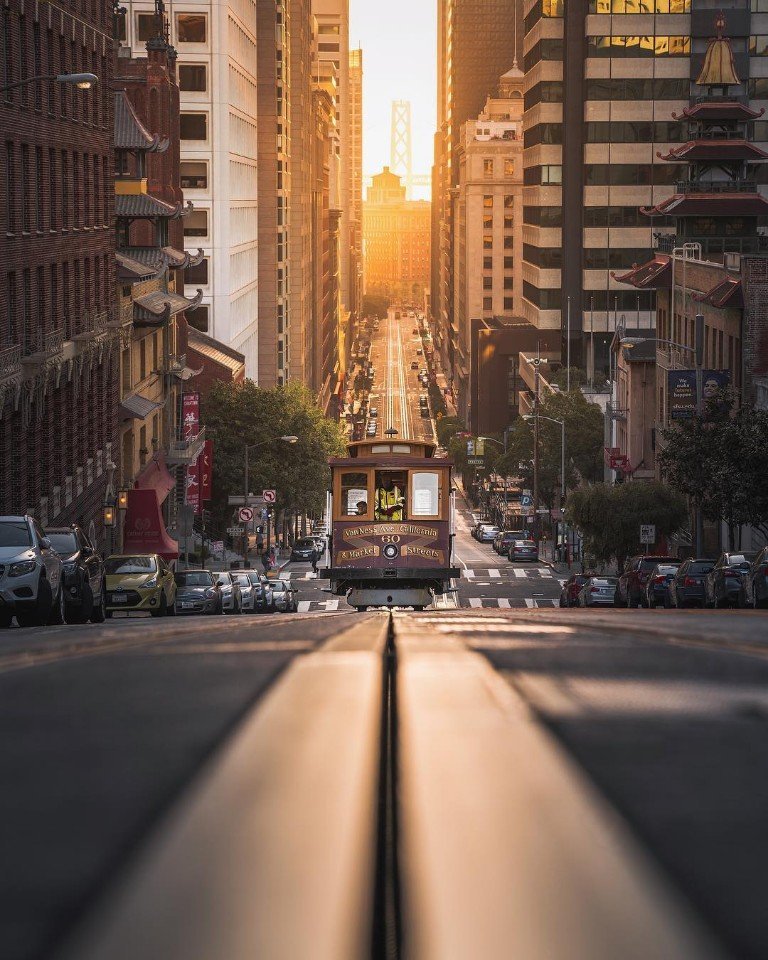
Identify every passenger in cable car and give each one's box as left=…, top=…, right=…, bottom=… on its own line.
left=356, top=500, right=368, bottom=516
left=375, top=473, right=406, bottom=521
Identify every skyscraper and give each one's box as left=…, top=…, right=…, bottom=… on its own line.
left=349, top=48, right=364, bottom=314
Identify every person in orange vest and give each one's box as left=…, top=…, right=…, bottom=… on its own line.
left=375, top=476, right=405, bottom=521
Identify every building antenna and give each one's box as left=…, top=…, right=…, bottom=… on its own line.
left=512, top=0, right=518, bottom=69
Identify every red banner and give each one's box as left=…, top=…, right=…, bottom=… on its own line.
left=186, top=458, right=200, bottom=514
left=200, top=440, right=213, bottom=502
left=182, top=393, right=200, bottom=440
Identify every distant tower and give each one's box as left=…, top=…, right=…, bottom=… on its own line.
left=390, top=100, right=413, bottom=198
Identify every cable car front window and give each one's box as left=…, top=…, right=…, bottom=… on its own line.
left=341, top=472, right=369, bottom=517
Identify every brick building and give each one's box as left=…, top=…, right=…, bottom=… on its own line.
left=0, top=0, right=119, bottom=547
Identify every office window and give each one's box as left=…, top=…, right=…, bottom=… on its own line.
left=5, top=141, right=15, bottom=233
left=504, top=277, right=514, bottom=289
left=180, top=112, right=207, bottom=140
left=483, top=297, right=493, bottom=311
left=504, top=297, right=514, bottom=310
left=504, top=160, right=515, bottom=177
left=483, top=234, right=493, bottom=249
left=176, top=14, right=207, bottom=43
left=504, top=216, right=513, bottom=230
left=318, top=42, right=340, bottom=51
left=184, top=209, right=208, bottom=237
left=504, top=195, right=514, bottom=208
left=178, top=64, right=207, bottom=91
left=21, top=145, right=30, bottom=233
left=483, top=158, right=494, bottom=177
left=318, top=23, right=340, bottom=34
left=136, top=13, right=157, bottom=41
left=504, top=236, right=514, bottom=249
left=587, top=35, right=690, bottom=57
left=185, top=257, right=209, bottom=285
left=504, top=256, right=514, bottom=270
left=180, top=161, right=208, bottom=189
left=541, top=165, right=562, bottom=185
left=483, top=256, right=493, bottom=270
left=483, top=215, right=493, bottom=229
left=483, top=195, right=493, bottom=208
left=750, top=35, right=768, bottom=56
left=186, top=305, right=209, bottom=332
left=483, top=276, right=493, bottom=289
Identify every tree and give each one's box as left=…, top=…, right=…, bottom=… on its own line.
left=567, top=481, right=688, bottom=568
left=436, top=416, right=466, bottom=448
left=361, top=294, right=389, bottom=318
left=658, top=403, right=768, bottom=546
left=201, top=381, right=347, bottom=534
left=533, top=391, right=605, bottom=507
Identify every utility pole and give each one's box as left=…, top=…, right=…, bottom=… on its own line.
left=532, top=342, right=541, bottom=543
left=243, top=446, right=250, bottom=567
left=695, top=312, right=705, bottom=557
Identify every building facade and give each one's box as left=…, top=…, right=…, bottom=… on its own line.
left=0, top=0, right=120, bottom=547
left=453, top=67, right=525, bottom=420
left=364, top=168, right=431, bottom=304
left=349, top=48, right=364, bottom=316
left=118, top=0, right=260, bottom=375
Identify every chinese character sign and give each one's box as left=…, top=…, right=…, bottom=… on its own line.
left=182, top=393, right=200, bottom=440
left=200, top=440, right=213, bottom=502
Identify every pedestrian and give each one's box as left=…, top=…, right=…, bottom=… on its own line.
left=268, top=546, right=276, bottom=570
left=309, top=545, right=319, bottom=574
left=261, top=549, right=271, bottom=573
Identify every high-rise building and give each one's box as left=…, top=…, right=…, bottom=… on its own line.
left=0, top=0, right=120, bottom=545
left=433, top=0, right=523, bottom=378
left=521, top=0, right=768, bottom=376
left=118, top=0, right=260, bottom=375
left=453, top=68, right=525, bottom=422
left=312, top=0, right=351, bottom=314
left=364, top=168, right=431, bottom=304
left=349, top=48, right=364, bottom=315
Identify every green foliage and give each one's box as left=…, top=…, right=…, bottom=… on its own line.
left=201, top=380, right=347, bottom=531
left=549, top=367, right=587, bottom=390
left=658, top=404, right=768, bottom=542
left=436, top=416, right=466, bottom=448
left=361, top=294, right=389, bottom=318
left=533, top=391, right=605, bottom=507
left=428, top=381, right=447, bottom=418
left=567, top=481, right=688, bottom=567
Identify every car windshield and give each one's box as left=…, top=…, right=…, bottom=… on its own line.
left=269, top=580, right=288, bottom=592
left=656, top=565, right=679, bottom=575
left=0, top=521, right=32, bottom=548
left=515, top=540, right=535, bottom=547
left=232, top=574, right=250, bottom=586
left=175, top=571, right=213, bottom=586
left=247, top=571, right=264, bottom=584
left=727, top=554, right=754, bottom=566
left=296, top=539, right=314, bottom=548
left=47, top=532, right=78, bottom=554
left=689, top=562, right=715, bottom=574
left=105, top=556, right=157, bottom=575
left=215, top=574, right=232, bottom=585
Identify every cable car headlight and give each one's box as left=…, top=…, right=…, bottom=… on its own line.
left=383, top=544, right=399, bottom=560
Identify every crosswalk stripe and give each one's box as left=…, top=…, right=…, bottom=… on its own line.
left=468, top=598, right=483, bottom=608
left=497, top=598, right=510, bottom=608
left=489, top=569, right=500, bottom=578
left=464, top=569, right=474, bottom=579
left=513, top=569, right=527, bottom=578
left=524, top=598, right=536, bottom=608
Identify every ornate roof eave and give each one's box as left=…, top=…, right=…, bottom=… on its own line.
left=656, top=141, right=768, bottom=162
left=692, top=277, right=744, bottom=309
left=672, top=102, right=766, bottom=122
left=116, top=250, right=162, bottom=281
left=612, top=255, right=672, bottom=290
left=642, top=194, right=768, bottom=216
left=114, top=91, right=171, bottom=153
left=133, top=288, right=203, bottom=326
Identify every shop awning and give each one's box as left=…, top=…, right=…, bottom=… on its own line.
left=134, top=452, right=175, bottom=504
left=122, top=488, right=179, bottom=562
left=121, top=392, right=165, bottom=421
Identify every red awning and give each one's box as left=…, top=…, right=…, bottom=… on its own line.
left=122, top=489, right=180, bottom=561
left=134, top=452, right=175, bottom=504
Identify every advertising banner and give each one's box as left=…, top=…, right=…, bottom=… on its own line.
left=668, top=370, right=698, bottom=419
left=182, top=393, right=200, bottom=440
left=186, top=457, right=200, bottom=514
left=199, top=440, right=213, bottom=502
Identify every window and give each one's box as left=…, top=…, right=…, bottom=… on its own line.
left=483, top=215, right=493, bottom=229
left=5, top=141, right=14, bottom=233
left=21, top=145, right=30, bottom=233
left=504, top=236, right=514, bottom=249
left=180, top=161, right=208, bottom=189
left=180, top=112, right=207, bottom=140
left=483, top=296, right=493, bottom=310
left=184, top=209, right=208, bottom=237
left=504, top=216, right=514, bottom=230
left=185, top=257, right=209, bottom=285
left=178, top=64, right=207, bottom=91
left=115, top=9, right=127, bottom=41
left=136, top=13, right=157, bottom=41
left=186, top=305, right=209, bottom=332
left=587, top=35, right=690, bottom=57
left=590, top=0, right=690, bottom=10
left=483, top=256, right=493, bottom=270
left=504, top=277, right=514, bottom=289
left=318, top=42, right=340, bottom=51
left=483, top=158, right=494, bottom=177
left=541, top=165, right=562, bottom=185
left=341, top=472, right=369, bottom=517
left=483, top=195, right=493, bottom=208
left=749, top=78, right=768, bottom=99
left=318, top=22, right=340, bottom=34
left=504, top=256, right=514, bottom=270
left=483, top=234, right=493, bottom=249
left=176, top=13, right=207, bottom=43
left=504, top=297, right=514, bottom=310
left=410, top=472, right=440, bottom=518
left=483, top=276, right=493, bottom=289
left=504, top=160, right=515, bottom=177
left=750, top=36, right=768, bottom=56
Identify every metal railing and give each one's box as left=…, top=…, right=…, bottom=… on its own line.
left=0, top=344, right=22, bottom=380
left=675, top=179, right=757, bottom=194
left=166, top=426, right=206, bottom=467
left=655, top=233, right=768, bottom=256
left=25, top=325, right=65, bottom=357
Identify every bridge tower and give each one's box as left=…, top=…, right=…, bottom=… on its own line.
left=390, top=100, right=413, bottom=198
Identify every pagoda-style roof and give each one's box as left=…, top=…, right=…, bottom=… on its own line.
left=114, top=92, right=170, bottom=153
left=116, top=251, right=161, bottom=281
left=116, top=194, right=192, bottom=220
left=657, top=140, right=768, bottom=162
left=673, top=101, right=765, bottom=123
left=612, top=255, right=671, bottom=289
left=121, top=245, right=205, bottom=272
left=642, top=194, right=768, bottom=217
left=692, top=276, right=743, bottom=309
left=134, top=289, right=204, bottom=326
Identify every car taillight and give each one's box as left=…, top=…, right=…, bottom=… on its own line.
left=590, top=586, right=600, bottom=593
left=684, top=577, right=696, bottom=587
left=724, top=570, right=740, bottom=579
left=653, top=575, right=665, bottom=584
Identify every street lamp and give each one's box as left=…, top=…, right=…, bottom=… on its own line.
left=242, top=436, right=298, bottom=565
left=523, top=414, right=567, bottom=561
left=0, top=72, right=99, bottom=93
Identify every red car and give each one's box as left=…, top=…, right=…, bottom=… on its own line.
left=559, top=572, right=596, bottom=607
left=616, top=554, right=677, bottom=608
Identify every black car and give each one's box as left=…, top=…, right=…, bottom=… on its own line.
left=291, top=538, right=318, bottom=562
left=173, top=569, right=223, bottom=615
left=741, top=546, right=768, bottom=609
left=644, top=563, right=681, bottom=609
left=46, top=526, right=106, bottom=624
left=668, top=559, right=716, bottom=608
left=705, top=551, right=756, bottom=608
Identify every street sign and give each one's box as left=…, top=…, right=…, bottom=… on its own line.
left=211, top=540, right=224, bottom=556
left=640, top=524, right=656, bottom=544
left=467, top=456, right=484, bottom=466
left=263, top=489, right=277, bottom=504
left=226, top=526, right=243, bottom=536
left=228, top=495, right=266, bottom=507
left=238, top=507, right=254, bottom=523
left=520, top=494, right=533, bottom=507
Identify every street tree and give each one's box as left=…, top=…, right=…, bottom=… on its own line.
left=567, top=481, right=688, bottom=568
left=201, top=380, right=347, bottom=536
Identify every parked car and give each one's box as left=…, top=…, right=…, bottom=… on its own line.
left=705, top=552, right=756, bottom=608
left=508, top=539, right=539, bottom=562
left=309, top=536, right=327, bottom=554
left=411, top=360, right=419, bottom=369
left=105, top=554, right=176, bottom=618
left=644, top=562, right=681, bottom=609
left=47, top=525, right=106, bottom=624
left=0, top=515, right=65, bottom=628
left=559, top=573, right=594, bottom=608
left=292, top=538, right=319, bottom=562
left=231, top=571, right=256, bottom=612
left=668, top=559, right=716, bottom=608
left=247, top=570, right=273, bottom=613
left=369, top=407, right=378, bottom=418
left=472, top=522, right=494, bottom=540
left=215, top=571, right=242, bottom=614
left=478, top=525, right=501, bottom=544
left=615, top=554, right=678, bottom=608
left=493, top=531, right=518, bottom=555
left=577, top=576, right=618, bottom=607
left=174, top=569, right=223, bottom=615
left=267, top=578, right=298, bottom=613
left=740, top=546, right=768, bottom=608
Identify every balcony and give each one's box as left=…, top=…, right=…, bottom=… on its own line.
left=23, top=326, right=65, bottom=360
left=0, top=344, right=22, bottom=383
left=165, top=426, right=206, bottom=467
left=675, top=180, right=757, bottom=195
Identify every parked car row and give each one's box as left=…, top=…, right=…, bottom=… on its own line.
left=558, top=548, right=768, bottom=610
left=470, top=522, right=540, bottom=563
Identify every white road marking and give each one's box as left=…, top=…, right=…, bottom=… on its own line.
left=489, top=569, right=500, bottom=578
left=468, top=598, right=483, bottom=608
left=524, top=598, right=537, bottom=608
left=497, top=598, right=511, bottom=608
left=297, top=599, right=340, bottom=613
left=514, top=569, right=527, bottom=578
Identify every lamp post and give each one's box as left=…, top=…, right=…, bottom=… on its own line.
left=620, top=323, right=705, bottom=554
left=478, top=430, right=512, bottom=524
left=0, top=72, right=98, bottom=93
left=102, top=460, right=117, bottom=557
left=242, top=436, right=298, bottom=566
left=524, top=414, right=566, bottom=564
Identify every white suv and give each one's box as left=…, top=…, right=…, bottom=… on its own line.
left=0, top=516, right=65, bottom=628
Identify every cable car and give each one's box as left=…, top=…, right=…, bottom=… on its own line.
left=324, top=439, right=459, bottom=611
